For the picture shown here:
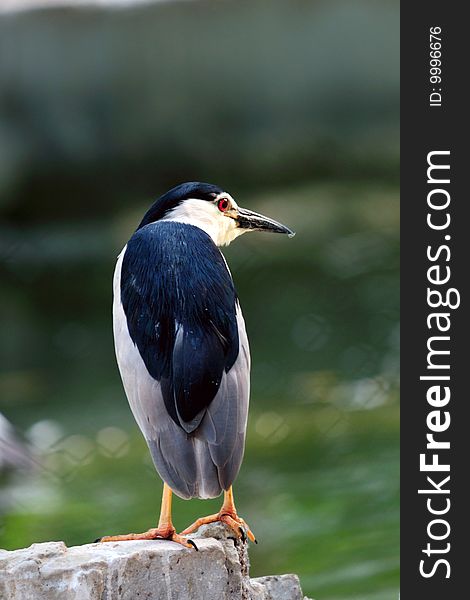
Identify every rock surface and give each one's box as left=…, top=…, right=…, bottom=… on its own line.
left=0, top=523, right=311, bottom=600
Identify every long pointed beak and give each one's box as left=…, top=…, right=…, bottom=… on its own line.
left=235, top=207, right=295, bottom=237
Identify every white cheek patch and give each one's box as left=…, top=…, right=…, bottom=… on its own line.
left=162, top=197, right=245, bottom=246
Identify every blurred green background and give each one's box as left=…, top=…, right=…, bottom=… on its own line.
left=0, top=1, right=399, bottom=599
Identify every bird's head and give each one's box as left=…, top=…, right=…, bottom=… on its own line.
left=138, top=182, right=295, bottom=246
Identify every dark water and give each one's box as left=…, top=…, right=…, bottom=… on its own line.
left=0, top=181, right=399, bottom=599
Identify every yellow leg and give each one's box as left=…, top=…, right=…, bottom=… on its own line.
left=180, top=486, right=256, bottom=544
left=157, top=482, right=173, bottom=528
left=98, top=483, right=197, bottom=549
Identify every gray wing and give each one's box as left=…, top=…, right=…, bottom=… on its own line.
left=0, top=413, right=35, bottom=473
left=113, top=248, right=250, bottom=499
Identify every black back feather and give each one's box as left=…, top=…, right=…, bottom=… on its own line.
left=121, top=221, right=239, bottom=432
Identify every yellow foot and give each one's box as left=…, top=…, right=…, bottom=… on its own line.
left=181, top=511, right=256, bottom=544
left=97, top=526, right=198, bottom=550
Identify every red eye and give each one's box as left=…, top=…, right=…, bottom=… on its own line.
left=218, top=198, right=230, bottom=212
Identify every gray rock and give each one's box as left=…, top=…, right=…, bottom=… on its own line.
left=0, top=523, right=311, bottom=600
left=252, top=575, right=304, bottom=600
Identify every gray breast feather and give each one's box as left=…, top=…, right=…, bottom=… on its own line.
left=113, top=247, right=250, bottom=499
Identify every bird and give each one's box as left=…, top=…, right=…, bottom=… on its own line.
left=99, top=182, right=294, bottom=548
left=0, top=413, right=35, bottom=474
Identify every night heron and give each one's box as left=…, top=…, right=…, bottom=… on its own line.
left=0, top=413, right=35, bottom=473
left=100, top=182, right=294, bottom=548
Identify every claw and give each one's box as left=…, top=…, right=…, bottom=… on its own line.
left=97, top=526, right=194, bottom=549
left=181, top=513, right=256, bottom=545
left=180, top=487, right=256, bottom=545
left=187, top=539, right=199, bottom=551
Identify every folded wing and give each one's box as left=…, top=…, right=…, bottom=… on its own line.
left=114, top=221, right=250, bottom=498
